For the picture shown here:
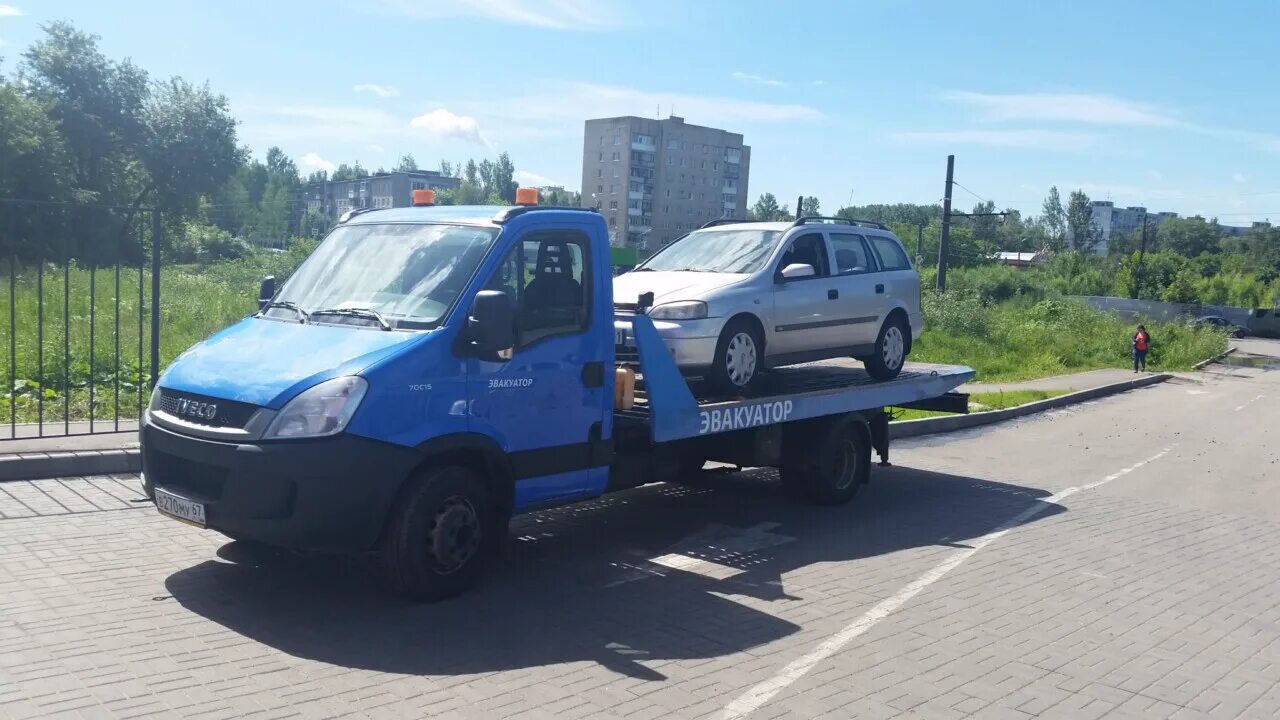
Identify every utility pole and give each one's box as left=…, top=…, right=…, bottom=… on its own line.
left=937, top=154, right=955, bottom=291
left=1132, top=213, right=1149, bottom=300
left=916, top=221, right=925, bottom=267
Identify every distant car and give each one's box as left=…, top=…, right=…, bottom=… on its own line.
left=613, top=217, right=923, bottom=392
left=1192, top=315, right=1248, bottom=337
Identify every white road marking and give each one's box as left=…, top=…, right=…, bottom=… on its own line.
left=1235, top=394, right=1265, bottom=412
left=608, top=522, right=795, bottom=587
left=720, top=447, right=1173, bottom=720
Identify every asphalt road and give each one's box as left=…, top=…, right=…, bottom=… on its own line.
left=1, top=339, right=1278, bottom=719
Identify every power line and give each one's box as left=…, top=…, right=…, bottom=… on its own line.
left=950, top=180, right=990, bottom=205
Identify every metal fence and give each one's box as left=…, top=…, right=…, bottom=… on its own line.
left=1, top=199, right=162, bottom=440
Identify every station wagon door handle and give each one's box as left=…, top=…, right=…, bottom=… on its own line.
left=875, top=284, right=885, bottom=294
left=828, top=289, right=838, bottom=300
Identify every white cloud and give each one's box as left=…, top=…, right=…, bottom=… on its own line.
left=514, top=170, right=556, bottom=187
left=236, top=101, right=402, bottom=145
left=1233, top=172, right=1248, bottom=184
left=300, top=152, right=336, bottom=172
left=494, top=82, right=821, bottom=125
left=732, top=71, right=785, bottom=87
left=889, top=129, right=1097, bottom=151
left=367, top=144, right=385, bottom=153
left=409, top=108, right=488, bottom=146
left=353, top=83, right=400, bottom=98
left=810, top=80, right=828, bottom=87
left=0, top=5, right=23, bottom=17
left=943, top=91, right=1178, bottom=127
left=378, top=0, right=620, bottom=30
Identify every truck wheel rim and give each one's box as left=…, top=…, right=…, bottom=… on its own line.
left=428, top=496, right=481, bottom=575
left=833, top=439, right=857, bottom=490
left=725, top=332, right=757, bottom=386
left=882, top=326, right=905, bottom=370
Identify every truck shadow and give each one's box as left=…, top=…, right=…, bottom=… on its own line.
left=165, top=466, right=1064, bottom=681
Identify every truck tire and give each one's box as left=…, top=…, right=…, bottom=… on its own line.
left=707, top=318, right=763, bottom=394
left=780, top=416, right=870, bottom=505
left=863, top=315, right=908, bottom=381
left=376, top=465, right=496, bottom=601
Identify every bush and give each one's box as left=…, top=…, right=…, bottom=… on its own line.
left=169, top=222, right=251, bottom=264
left=946, top=264, right=1045, bottom=303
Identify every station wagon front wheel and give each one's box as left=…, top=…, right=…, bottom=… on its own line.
left=708, top=318, right=762, bottom=394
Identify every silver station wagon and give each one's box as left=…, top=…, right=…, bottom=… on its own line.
left=614, top=217, right=923, bottom=392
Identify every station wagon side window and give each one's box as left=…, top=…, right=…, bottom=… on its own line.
left=867, top=235, right=912, bottom=270
left=777, top=233, right=830, bottom=278
left=484, top=230, right=592, bottom=348
left=829, top=233, right=877, bottom=275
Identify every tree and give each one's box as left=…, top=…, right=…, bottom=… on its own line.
left=265, top=146, right=298, bottom=186
left=396, top=154, right=418, bottom=172
left=140, top=78, right=243, bottom=216
left=1040, top=186, right=1066, bottom=249
left=331, top=162, right=367, bottom=181
left=438, top=160, right=456, bottom=177
left=751, top=192, right=788, bottom=220
left=837, top=203, right=936, bottom=226
left=800, top=196, right=820, bottom=217
left=1158, top=217, right=1221, bottom=257
left=1065, top=189, right=1098, bottom=252
left=1161, top=269, right=1200, bottom=303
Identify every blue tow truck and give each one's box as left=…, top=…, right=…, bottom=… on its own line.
left=141, top=189, right=974, bottom=600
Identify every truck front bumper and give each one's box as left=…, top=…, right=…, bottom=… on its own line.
left=141, top=420, right=420, bottom=552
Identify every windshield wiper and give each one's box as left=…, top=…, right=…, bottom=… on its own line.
left=261, top=300, right=310, bottom=323
left=631, top=267, right=655, bottom=272
left=310, top=307, right=393, bottom=331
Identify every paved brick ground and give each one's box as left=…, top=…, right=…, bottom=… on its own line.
left=2, top=356, right=1279, bottom=719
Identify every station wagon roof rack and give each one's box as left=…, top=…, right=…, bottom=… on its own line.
left=337, top=207, right=383, bottom=223
left=792, top=216, right=889, bottom=231
left=698, top=218, right=765, bottom=229
left=492, top=206, right=600, bottom=224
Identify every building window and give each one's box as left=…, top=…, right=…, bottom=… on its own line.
left=609, top=184, right=615, bottom=193
left=679, top=158, right=685, bottom=167
left=598, top=184, right=604, bottom=194
left=667, top=139, right=679, bottom=150
left=713, top=162, right=719, bottom=171
left=612, top=167, right=619, bottom=178
left=597, top=169, right=603, bottom=178
left=612, top=151, right=620, bottom=161
left=633, top=133, right=653, bottom=145
left=613, top=134, right=621, bottom=145
left=666, top=156, right=673, bottom=166
left=665, top=189, right=671, bottom=198
left=598, top=152, right=603, bottom=162
left=679, top=173, right=685, bottom=183
left=609, top=217, right=616, bottom=227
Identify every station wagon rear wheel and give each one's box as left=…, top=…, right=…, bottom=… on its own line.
left=864, top=316, right=908, bottom=381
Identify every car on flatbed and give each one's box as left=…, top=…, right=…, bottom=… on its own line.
left=141, top=190, right=971, bottom=601
left=614, top=217, right=922, bottom=392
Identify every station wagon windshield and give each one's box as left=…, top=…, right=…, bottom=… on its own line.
left=266, top=223, right=498, bottom=330
left=639, top=229, right=782, bottom=274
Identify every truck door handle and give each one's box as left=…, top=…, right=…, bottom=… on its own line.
left=875, top=284, right=885, bottom=294
left=828, top=289, right=838, bottom=300
left=582, top=361, right=604, bottom=388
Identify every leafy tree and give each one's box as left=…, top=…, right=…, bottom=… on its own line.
left=304, top=170, right=328, bottom=184
left=265, top=146, right=298, bottom=186
left=1065, top=189, right=1098, bottom=252
left=331, top=162, right=368, bottom=181
left=396, top=154, right=418, bottom=172
left=1158, top=217, right=1221, bottom=257
left=837, top=203, right=936, bottom=226
left=1040, top=186, right=1066, bottom=250
left=750, top=192, right=791, bottom=220
left=140, top=78, right=242, bottom=216
left=438, top=160, right=456, bottom=177
left=1161, top=269, right=1200, bottom=303
left=799, top=196, right=820, bottom=217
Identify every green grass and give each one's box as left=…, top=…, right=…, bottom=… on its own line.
left=911, top=293, right=1229, bottom=382
left=891, top=389, right=1067, bottom=422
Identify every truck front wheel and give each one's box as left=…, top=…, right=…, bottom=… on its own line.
left=780, top=416, right=870, bottom=505
left=376, top=465, right=497, bottom=601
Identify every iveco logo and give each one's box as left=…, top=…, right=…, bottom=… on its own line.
left=177, top=398, right=217, bottom=421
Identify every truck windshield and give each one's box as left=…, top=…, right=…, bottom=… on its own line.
left=266, top=223, right=498, bottom=330
left=639, top=229, right=782, bottom=274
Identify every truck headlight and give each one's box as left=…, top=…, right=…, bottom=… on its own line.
left=263, top=376, right=368, bottom=439
left=649, top=301, right=708, bottom=320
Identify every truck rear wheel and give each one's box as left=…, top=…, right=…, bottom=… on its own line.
left=376, top=465, right=496, bottom=601
left=780, top=416, right=870, bottom=505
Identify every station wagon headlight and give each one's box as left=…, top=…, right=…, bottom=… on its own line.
left=263, top=376, right=368, bottom=439
left=649, top=301, right=708, bottom=320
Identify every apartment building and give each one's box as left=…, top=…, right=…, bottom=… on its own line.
left=1089, top=201, right=1178, bottom=253
left=301, top=170, right=460, bottom=220
left=581, top=116, right=751, bottom=253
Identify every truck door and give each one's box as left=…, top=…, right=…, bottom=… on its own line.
left=466, top=223, right=612, bottom=510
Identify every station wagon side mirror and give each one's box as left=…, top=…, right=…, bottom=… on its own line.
left=778, top=263, right=816, bottom=281
left=258, top=276, right=275, bottom=310
left=468, top=290, right=516, bottom=361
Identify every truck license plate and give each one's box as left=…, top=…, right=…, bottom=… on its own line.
left=155, top=488, right=206, bottom=527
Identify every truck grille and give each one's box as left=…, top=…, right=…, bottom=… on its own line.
left=157, top=389, right=259, bottom=429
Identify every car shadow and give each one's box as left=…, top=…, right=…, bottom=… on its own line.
left=165, top=465, right=1064, bottom=681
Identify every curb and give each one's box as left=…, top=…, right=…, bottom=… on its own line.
left=1193, top=347, right=1237, bottom=370
left=889, top=372, right=1172, bottom=439
left=0, top=447, right=140, bottom=483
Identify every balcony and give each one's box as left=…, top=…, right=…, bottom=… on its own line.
left=631, top=140, right=656, bottom=152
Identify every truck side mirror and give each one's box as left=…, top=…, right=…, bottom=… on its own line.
left=468, top=290, right=516, bottom=360
left=258, top=276, right=276, bottom=310
left=778, top=263, right=816, bottom=281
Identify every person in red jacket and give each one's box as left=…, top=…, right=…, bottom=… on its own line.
left=1133, top=325, right=1151, bottom=372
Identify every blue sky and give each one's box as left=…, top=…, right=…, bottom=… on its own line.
left=4, top=0, right=1280, bottom=225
